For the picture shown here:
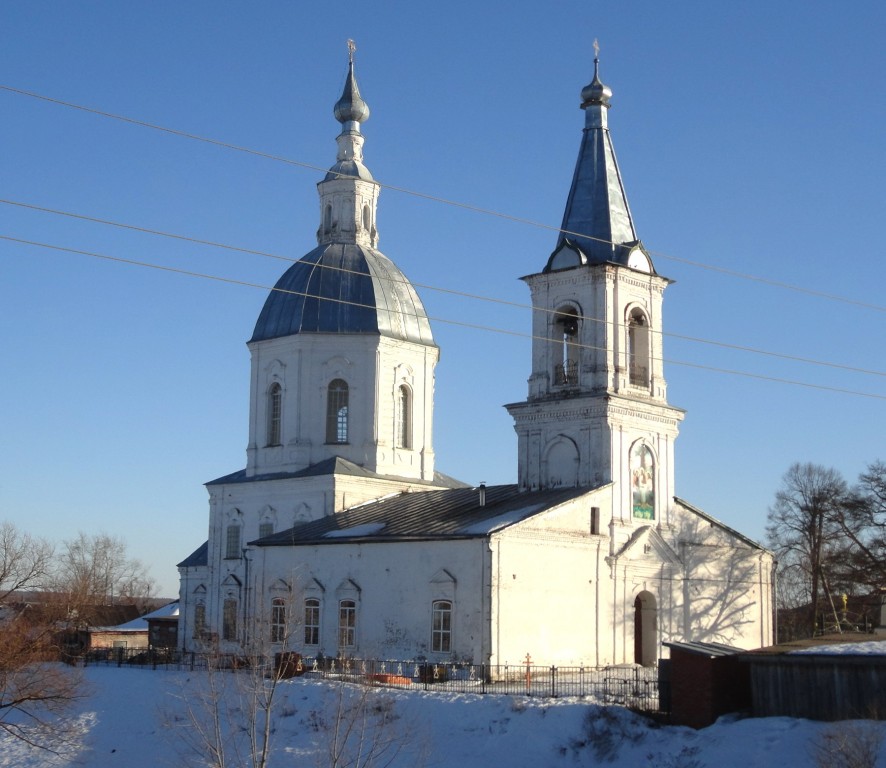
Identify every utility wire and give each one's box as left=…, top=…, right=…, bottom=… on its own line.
left=2, top=84, right=884, bottom=314
left=2, top=233, right=884, bottom=402
left=2, top=197, right=883, bottom=381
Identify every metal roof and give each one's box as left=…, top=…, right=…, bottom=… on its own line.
left=550, top=61, right=641, bottom=270
left=674, top=497, right=770, bottom=553
left=252, top=484, right=591, bottom=547
left=205, top=456, right=467, bottom=489
left=250, top=243, right=435, bottom=344
left=664, top=640, right=743, bottom=658
left=177, top=540, right=208, bottom=569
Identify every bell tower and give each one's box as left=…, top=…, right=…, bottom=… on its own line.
left=506, top=52, right=684, bottom=532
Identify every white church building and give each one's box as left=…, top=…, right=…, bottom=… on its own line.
left=178, top=49, right=774, bottom=668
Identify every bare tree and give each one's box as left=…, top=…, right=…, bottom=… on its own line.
left=54, top=531, right=155, bottom=616
left=0, top=521, right=54, bottom=601
left=831, top=460, right=886, bottom=592
left=0, top=521, right=83, bottom=755
left=169, top=584, right=423, bottom=768
left=766, top=463, right=849, bottom=638
left=314, top=682, right=418, bottom=768
left=170, top=587, right=299, bottom=768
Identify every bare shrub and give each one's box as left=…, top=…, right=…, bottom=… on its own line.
left=567, top=705, right=649, bottom=762
left=312, top=681, right=422, bottom=768
left=812, top=721, right=884, bottom=768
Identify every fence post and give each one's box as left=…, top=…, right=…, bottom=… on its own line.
left=524, top=653, right=532, bottom=695
left=551, top=666, right=556, bottom=698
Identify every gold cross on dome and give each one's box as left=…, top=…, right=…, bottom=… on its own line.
left=347, top=39, right=356, bottom=63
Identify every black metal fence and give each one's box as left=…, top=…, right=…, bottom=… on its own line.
left=81, top=648, right=662, bottom=712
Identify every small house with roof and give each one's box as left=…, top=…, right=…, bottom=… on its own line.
left=178, top=48, right=773, bottom=668
left=81, top=601, right=180, bottom=653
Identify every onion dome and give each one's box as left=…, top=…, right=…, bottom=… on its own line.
left=333, top=50, right=370, bottom=124
left=580, top=56, right=612, bottom=108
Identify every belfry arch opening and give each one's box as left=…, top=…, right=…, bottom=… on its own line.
left=628, top=308, right=650, bottom=387
left=553, top=307, right=580, bottom=386
left=633, top=590, right=657, bottom=666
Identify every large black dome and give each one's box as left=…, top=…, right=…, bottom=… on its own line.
left=251, top=243, right=435, bottom=345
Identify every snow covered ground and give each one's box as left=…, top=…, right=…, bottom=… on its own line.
left=2, top=665, right=886, bottom=767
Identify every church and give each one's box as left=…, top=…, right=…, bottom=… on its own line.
left=177, top=48, right=774, bottom=668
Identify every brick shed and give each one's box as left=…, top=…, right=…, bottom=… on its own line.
left=663, top=641, right=751, bottom=728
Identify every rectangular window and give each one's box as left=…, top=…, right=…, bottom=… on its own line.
left=194, top=603, right=206, bottom=638
left=304, top=598, right=320, bottom=646
left=431, top=600, right=452, bottom=653
left=223, top=599, right=238, bottom=642
left=259, top=522, right=274, bottom=539
left=112, top=640, right=128, bottom=649
left=590, top=506, right=600, bottom=536
left=270, top=599, right=286, bottom=643
left=225, top=525, right=241, bottom=559
left=338, top=600, right=356, bottom=649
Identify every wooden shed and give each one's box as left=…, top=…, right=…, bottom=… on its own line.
left=663, top=641, right=751, bottom=728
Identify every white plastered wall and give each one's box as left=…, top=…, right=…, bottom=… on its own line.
left=246, top=333, right=437, bottom=481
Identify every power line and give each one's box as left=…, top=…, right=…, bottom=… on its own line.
left=2, top=197, right=883, bottom=381
left=2, top=233, right=884, bottom=402
left=2, top=84, right=884, bottom=314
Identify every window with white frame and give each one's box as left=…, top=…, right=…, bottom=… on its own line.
left=225, top=524, right=241, bottom=559
left=395, top=384, right=411, bottom=449
left=270, top=597, right=286, bottom=643
left=222, top=598, right=237, bottom=641
left=431, top=600, right=452, bottom=653
left=338, top=599, right=356, bottom=649
left=258, top=522, right=274, bottom=539
left=304, top=598, right=320, bottom=646
left=326, top=379, right=349, bottom=444
left=267, top=382, right=282, bottom=446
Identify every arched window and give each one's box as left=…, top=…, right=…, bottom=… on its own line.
left=267, top=383, right=282, bottom=446
left=270, top=597, right=286, bottom=643
left=338, top=599, right=356, bottom=649
left=431, top=600, right=452, bottom=653
left=326, top=379, right=349, bottom=444
left=553, top=308, right=579, bottom=386
left=222, top=598, right=238, bottom=641
left=395, top=385, right=411, bottom=449
left=628, top=309, right=650, bottom=386
left=304, top=598, right=320, bottom=646
left=324, top=204, right=332, bottom=231
left=362, top=204, right=371, bottom=231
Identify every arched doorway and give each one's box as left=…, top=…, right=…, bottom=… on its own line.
left=633, top=591, right=658, bottom=666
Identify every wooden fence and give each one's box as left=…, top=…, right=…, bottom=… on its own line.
left=745, top=654, right=886, bottom=720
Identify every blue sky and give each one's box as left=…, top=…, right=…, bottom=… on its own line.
left=1, top=2, right=883, bottom=596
